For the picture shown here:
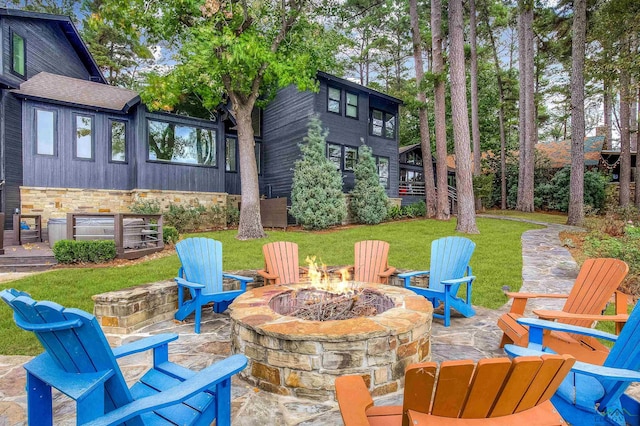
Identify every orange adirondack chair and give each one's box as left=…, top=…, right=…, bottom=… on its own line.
left=352, top=240, right=396, bottom=284
left=257, top=241, right=306, bottom=285
left=497, top=257, right=629, bottom=364
left=336, top=354, right=575, bottom=426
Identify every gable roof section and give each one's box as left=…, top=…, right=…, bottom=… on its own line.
left=318, top=71, right=403, bottom=106
left=11, top=72, right=140, bottom=113
left=0, top=8, right=105, bottom=84
left=399, top=143, right=421, bottom=155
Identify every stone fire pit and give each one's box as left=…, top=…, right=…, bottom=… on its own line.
left=229, top=282, right=433, bottom=400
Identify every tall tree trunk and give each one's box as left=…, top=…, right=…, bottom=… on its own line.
left=636, top=87, right=640, bottom=206
left=431, top=0, right=450, bottom=220
left=517, top=11, right=526, bottom=207
left=409, top=0, right=437, bottom=217
left=470, top=0, right=482, bottom=211
left=449, top=0, right=479, bottom=234
left=230, top=95, right=266, bottom=239
left=517, top=0, right=535, bottom=212
left=481, top=3, right=508, bottom=210
left=620, top=69, right=631, bottom=207
left=604, top=80, right=612, bottom=150
left=568, top=0, right=586, bottom=227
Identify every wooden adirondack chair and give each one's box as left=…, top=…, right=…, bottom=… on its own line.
left=0, top=288, right=247, bottom=426
left=352, top=240, right=396, bottom=284
left=257, top=241, right=306, bottom=285
left=336, top=354, right=575, bottom=426
left=497, top=258, right=629, bottom=364
left=174, top=237, right=253, bottom=333
left=505, top=301, right=640, bottom=426
left=398, top=236, right=476, bottom=327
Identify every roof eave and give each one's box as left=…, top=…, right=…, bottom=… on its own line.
left=317, top=71, right=404, bottom=105
left=10, top=92, right=132, bottom=114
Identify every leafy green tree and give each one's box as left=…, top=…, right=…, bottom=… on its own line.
left=290, top=117, right=346, bottom=230
left=350, top=144, right=388, bottom=224
left=103, top=0, right=340, bottom=239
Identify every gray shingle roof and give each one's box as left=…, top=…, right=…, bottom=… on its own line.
left=11, top=72, right=140, bottom=112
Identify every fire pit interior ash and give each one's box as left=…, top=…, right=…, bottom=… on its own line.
left=268, top=287, right=395, bottom=321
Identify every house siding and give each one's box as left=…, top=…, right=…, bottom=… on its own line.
left=4, top=92, right=22, bottom=228
left=1, top=16, right=90, bottom=87
left=22, top=100, right=134, bottom=190
left=136, top=110, right=225, bottom=193
left=261, top=84, right=315, bottom=199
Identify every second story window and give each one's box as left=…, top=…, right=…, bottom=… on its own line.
left=11, top=30, right=26, bottom=78
left=110, top=120, right=127, bottom=162
left=370, top=109, right=396, bottom=139
left=35, top=109, right=56, bottom=156
left=346, top=92, right=358, bottom=119
left=75, top=115, right=94, bottom=160
left=252, top=108, right=262, bottom=137
left=255, top=141, right=262, bottom=174
left=328, top=87, right=341, bottom=114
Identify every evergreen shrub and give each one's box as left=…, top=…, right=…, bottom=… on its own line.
left=290, top=117, right=347, bottom=229
left=350, top=145, right=388, bottom=224
left=53, top=240, right=116, bottom=264
left=162, top=226, right=180, bottom=244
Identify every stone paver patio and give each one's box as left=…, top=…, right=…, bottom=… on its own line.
left=0, top=220, right=634, bottom=425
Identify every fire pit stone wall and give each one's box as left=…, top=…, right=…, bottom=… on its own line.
left=230, top=282, right=433, bottom=401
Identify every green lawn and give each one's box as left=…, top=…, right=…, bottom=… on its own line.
left=0, top=217, right=542, bottom=355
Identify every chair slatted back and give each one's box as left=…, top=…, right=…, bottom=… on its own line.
left=176, top=238, right=224, bottom=295
left=429, top=237, right=476, bottom=293
left=604, top=302, right=640, bottom=394
left=262, top=242, right=300, bottom=285
left=560, top=258, right=628, bottom=329
left=354, top=240, right=391, bottom=284
left=401, top=355, right=574, bottom=423
left=0, top=289, right=135, bottom=420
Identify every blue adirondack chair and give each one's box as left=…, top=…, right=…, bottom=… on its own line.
left=0, top=288, right=248, bottom=426
left=505, top=302, right=640, bottom=426
left=174, top=238, right=252, bottom=333
left=398, top=236, right=476, bottom=327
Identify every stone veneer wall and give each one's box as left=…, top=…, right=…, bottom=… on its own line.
left=19, top=186, right=228, bottom=227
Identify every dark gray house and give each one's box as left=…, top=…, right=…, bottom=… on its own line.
left=0, top=8, right=401, bottom=233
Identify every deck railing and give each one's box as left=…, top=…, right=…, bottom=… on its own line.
left=66, top=213, right=163, bottom=259
left=13, top=214, right=42, bottom=245
left=398, top=181, right=458, bottom=212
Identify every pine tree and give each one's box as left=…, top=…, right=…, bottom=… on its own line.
left=350, top=145, right=388, bottom=224
left=290, top=117, right=347, bottom=230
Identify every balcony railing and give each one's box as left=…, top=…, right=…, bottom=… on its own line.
left=399, top=181, right=457, bottom=200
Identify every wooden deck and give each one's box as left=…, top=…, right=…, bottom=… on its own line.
left=0, top=242, right=57, bottom=272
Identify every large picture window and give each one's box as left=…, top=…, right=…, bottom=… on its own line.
left=226, top=137, right=237, bottom=172
left=328, top=87, right=341, bottom=114
left=11, top=30, right=25, bottom=77
left=370, top=109, right=396, bottom=139
left=327, top=143, right=342, bottom=169
left=148, top=120, right=216, bottom=166
left=74, top=114, right=94, bottom=160
left=110, top=120, right=127, bottom=162
left=346, top=92, right=358, bottom=119
left=35, top=109, right=55, bottom=156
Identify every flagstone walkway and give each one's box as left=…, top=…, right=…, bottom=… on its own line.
left=0, top=219, right=622, bottom=425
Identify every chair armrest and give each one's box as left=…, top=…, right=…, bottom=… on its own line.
left=504, top=292, right=570, bottom=299
left=257, top=269, right=278, bottom=280
left=441, top=276, right=476, bottom=285
left=83, top=354, right=249, bottom=426
left=112, top=334, right=179, bottom=359
left=398, top=270, right=430, bottom=279
left=532, top=310, right=629, bottom=323
left=505, top=344, right=640, bottom=382
left=517, top=317, right=619, bottom=342
left=222, top=273, right=254, bottom=283
left=378, top=266, right=397, bottom=278
left=174, top=277, right=205, bottom=289
left=24, top=354, right=114, bottom=401
left=335, top=375, right=374, bottom=426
